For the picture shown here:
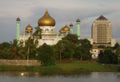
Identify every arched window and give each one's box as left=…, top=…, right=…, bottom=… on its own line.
left=51, top=29, right=54, bottom=31
left=45, top=29, right=49, bottom=32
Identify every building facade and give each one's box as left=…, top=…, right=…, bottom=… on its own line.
left=18, top=10, right=62, bottom=46
left=91, top=15, right=113, bottom=47
left=16, top=10, right=80, bottom=47
left=90, top=15, right=116, bottom=59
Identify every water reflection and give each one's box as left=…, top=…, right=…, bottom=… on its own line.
left=0, top=72, right=40, bottom=77
left=0, top=72, right=120, bottom=82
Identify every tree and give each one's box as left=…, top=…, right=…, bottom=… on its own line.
left=74, top=46, right=83, bottom=60
left=98, top=50, right=104, bottom=63
left=55, top=37, right=92, bottom=61
left=113, top=43, right=120, bottom=49
left=25, top=37, right=38, bottom=59
left=79, top=39, right=92, bottom=49
left=33, top=26, right=42, bottom=39
left=58, top=34, right=78, bottom=60
left=37, top=43, right=55, bottom=66
left=0, top=42, right=12, bottom=59
left=98, top=49, right=118, bottom=64
left=54, top=40, right=65, bottom=62
left=55, top=40, right=75, bottom=61
left=74, top=39, right=92, bottom=60
left=0, top=42, right=11, bottom=48
left=62, top=34, right=78, bottom=45
left=115, top=47, right=120, bottom=63
left=74, top=45, right=91, bottom=60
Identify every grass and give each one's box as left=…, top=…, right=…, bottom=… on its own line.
left=57, top=61, right=118, bottom=72
left=0, top=61, right=120, bottom=75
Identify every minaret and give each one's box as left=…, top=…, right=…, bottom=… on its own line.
left=76, top=18, right=80, bottom=39
left=16, top=17, right=20, bottom=40
left=69, top=23, right=73, bottom=34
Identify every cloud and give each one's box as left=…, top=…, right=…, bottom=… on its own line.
left=0, top=0, right=120, bottom=42
left=0, top=0, right=41, bottom=18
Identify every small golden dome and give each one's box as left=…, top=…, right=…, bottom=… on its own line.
left=25, top=24, right=33, bottom=33
left=38, top=10, right=56, bottom=26
left=60, top=25, right=70, bottom=33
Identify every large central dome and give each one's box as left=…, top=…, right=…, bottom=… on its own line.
left=38, top=10, right=56, bottom=26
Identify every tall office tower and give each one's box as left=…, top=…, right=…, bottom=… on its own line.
left=91, top=15, right=112, bottom=47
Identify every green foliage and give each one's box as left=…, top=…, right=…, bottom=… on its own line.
left=37, top=43, right=55, bottom=66
left=25, top=38, right=38, bottom=59
left=55, top=34, right=92, bottom=61
left=0, top=42, right=12, bottom=59
left=33, top=26, right=42, bottom=39
left=0, top=42, right=11, bottom=48
left=0, top=61, right=119, bottom=74
left=0, top=38, right=38, bottom=60
left=114, top=44, right=120, bottom=63
left=56, top=40, right=75, bottom=60
left=74, top=39, right=92, bottom=60
left=79, top=39, right=92, bottom=49
left=0, top=34, right=92, bottom=61
left=62, top=34, right=78, bottom=45
left=1, top=33, right=119, bottom=67
left=113, top=43, right=120, bottom=49
left=74, top=46, right=91, bottom=60
left=98, top=49, right=118, bottom=64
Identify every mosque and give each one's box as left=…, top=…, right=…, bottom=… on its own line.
left=16, top=10, right=81, bottom=46
left=15, top=10, right=117, bottom=59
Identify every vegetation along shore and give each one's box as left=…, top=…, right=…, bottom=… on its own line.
left=0, top=34, right=120, bottom=75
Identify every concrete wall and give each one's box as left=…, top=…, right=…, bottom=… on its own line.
left=0, top=60, right=40, bottom=66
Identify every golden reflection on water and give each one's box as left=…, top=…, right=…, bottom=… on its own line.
left=0, top=72, right=40, bottom=77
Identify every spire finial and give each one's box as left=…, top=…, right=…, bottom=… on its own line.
left=16, top=17, right=20, bottom=21
left=76, top=18, right=80, bottom=22
left=45, top=8, right=48, bottom=12
left=44, top=9, right=49, bottom=16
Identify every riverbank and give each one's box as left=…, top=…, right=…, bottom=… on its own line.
left=0, top=61, right=120, bottom=75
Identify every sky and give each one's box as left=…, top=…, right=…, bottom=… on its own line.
left=0, top=0, right=120, bottom=43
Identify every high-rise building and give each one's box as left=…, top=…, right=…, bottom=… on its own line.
left=91, top=15, right=112, bottom=47
left=90, top=15, right=117, bottom=59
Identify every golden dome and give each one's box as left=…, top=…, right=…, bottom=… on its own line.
left=38, top=10, right=56, bottom=26
left=60, top=25, right=70, bottom=33
left=25, top=24, right=33, bottom=33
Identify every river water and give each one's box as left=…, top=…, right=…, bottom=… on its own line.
left=0, top=72, right=120, bottom=82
